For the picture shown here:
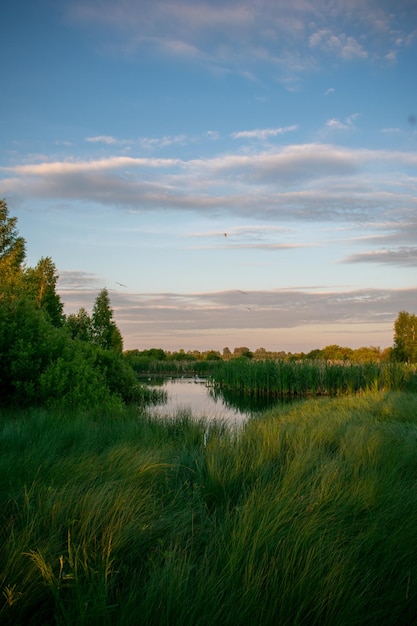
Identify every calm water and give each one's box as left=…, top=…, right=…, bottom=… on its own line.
left=145, top=377, right=256, bottom=425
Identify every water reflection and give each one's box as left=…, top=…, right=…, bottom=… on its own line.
left=144, top=377, right=258, bottom=425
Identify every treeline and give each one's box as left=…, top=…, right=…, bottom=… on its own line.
left=126, top=311, right=417, bottom=372
left=124, top=336, right=410, bottom=378
left=126, top=344, right=391, bottom=371
left=0, top=200, right=155, bottom=410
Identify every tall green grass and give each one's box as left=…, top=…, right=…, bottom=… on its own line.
left=2, top=393, right=417, bottom=624
left=212, top=359, right=417, bottom=399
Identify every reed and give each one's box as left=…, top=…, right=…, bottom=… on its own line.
left=2, top=392, right=417, bottom=624
left=211, top=359, right=417, bottom=399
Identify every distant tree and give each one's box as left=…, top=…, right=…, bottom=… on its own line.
left=66, top=307, right=92, bottom=342
left=351, top=346, right=381, bottom=363
left=168, top=349, right=196, bottom=361
left=253, top=347, right=268, bottom=360
left=321, top=345, right=354, bottom=362
left=24, top=256, right=64, bottom=326
left=223, top=347, right=232, bottom=360
left=306, top=348, right=323, bottom=360
left=204, top=350, right=222, bottom=361
left=392, top=311, right=417, bottom=362
left=142, top=348, right=166, bottom=360
left=233, top=346, right=253, bottom=359
left=91, top=288, right=123, bottom=352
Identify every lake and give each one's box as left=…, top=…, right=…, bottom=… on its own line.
left=144, top=377, right=258, bottom=425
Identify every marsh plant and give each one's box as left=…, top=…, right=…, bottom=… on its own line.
left=211, top=358, right=417, bottom=399
left=2, top=392, right=417, bottom=625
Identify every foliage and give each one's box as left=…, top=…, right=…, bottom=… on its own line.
left=91, top=288, right=123, bottom=352
left=0, top=199, right=26, bottom=276
left=0, top=201, right=142, bottom=410
left=24, top=257, right=64, bottom=326
left=233, top=346, right=253, bottom=359
left=65, top=307, right=92, bottom=342
left=2, top=393, right=417, bottom=625
left=392, top=310, right=417, bottom=363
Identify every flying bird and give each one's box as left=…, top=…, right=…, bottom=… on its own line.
left=116, top=281, right=127, bottom=288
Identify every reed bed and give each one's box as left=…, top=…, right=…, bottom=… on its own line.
left=2, top=392, right=417, bottom=625
left=128, top=357, right=222, bottom=378
left=211, top=359, right=417, bottom=399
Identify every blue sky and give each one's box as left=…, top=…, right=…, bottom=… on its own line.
left=1, top=0, right=416, bottom=352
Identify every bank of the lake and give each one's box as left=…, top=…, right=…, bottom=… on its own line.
left=2, top=391, right=417, bottom=625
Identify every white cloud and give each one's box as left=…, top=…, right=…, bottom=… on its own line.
left=86, top=135, right=119, bottom=144
left=380, top=127, right=401, bottom=134
left=139, top=134, right=189, bottom=149
left=231, top=126, right=298, bottom=140
left=3, top=144, right=417, bottom=227
left=385, top=50, right=397, bottom=62
left=325, top=114, right=358, bottom=132
left=309, top=29, right=368, bottom=59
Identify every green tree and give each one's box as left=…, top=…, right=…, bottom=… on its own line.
left=321, top=345, right=354, bottom=362
left=0, top=199, right=26, bottom=293
left=233, top=346, right=253, bottom=359
left=66, top=307, right=92, bottom=341
left=24, top=256, right=64, bottom=326
left=392, top=311, right=417, bottom=362
left=91, top=288, right=123, bottom=352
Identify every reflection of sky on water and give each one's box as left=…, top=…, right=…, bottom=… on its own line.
left=146, top=378, right=251, bottom=425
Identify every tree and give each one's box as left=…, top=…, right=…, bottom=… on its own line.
left=66, top=307, right=92, bottom=341
left=24, top=257, right=64, bottom=326
left=91, top=288, right=123, bottom=352
left=223, top=347, right=232, bottom=360
left=0, top=199, right=26, bottom=293
left=0, top=199, right=26, bottom=270
left=392, top=311, right=417, bottom=362
left=233, top=346, right=253, bottom=359
left=321, top=345, right=354, bottom=362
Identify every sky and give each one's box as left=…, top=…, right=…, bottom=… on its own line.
left=1, top=0, right=417, bottom=352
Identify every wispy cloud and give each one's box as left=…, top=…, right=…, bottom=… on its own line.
left=231, top=126, right=298, bottom=140
left=57, top=270, right=105, bottom=290
left=344, top=247, right=417, bottom=267
left=64, top=0, right=417, bottom=81
left=58, top=284, right=417, bottom=348
left=380, top=127, right=401, bottom=135
left=309, top=30, right=368, bottom=60
left=139, top=134, right=190, bottom=149
left=86, top=135, right=119, bottom=144
left=2, top=144, right=417, bottom=227
left=325, top=114, right=359, bottom=132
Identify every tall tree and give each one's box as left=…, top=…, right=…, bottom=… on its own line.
left=0, top=199, right=26, bottom=292
left=91, top=288, right=123, bottom=352
left=392, top=311, right=417, bottom=362
left=24, top=257, right=64, bottom=326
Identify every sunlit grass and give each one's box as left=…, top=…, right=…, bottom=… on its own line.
left=2, top=393, right=417, bottom=624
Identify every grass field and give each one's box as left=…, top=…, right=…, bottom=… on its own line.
left=2, top=392, right=417, bottom=625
